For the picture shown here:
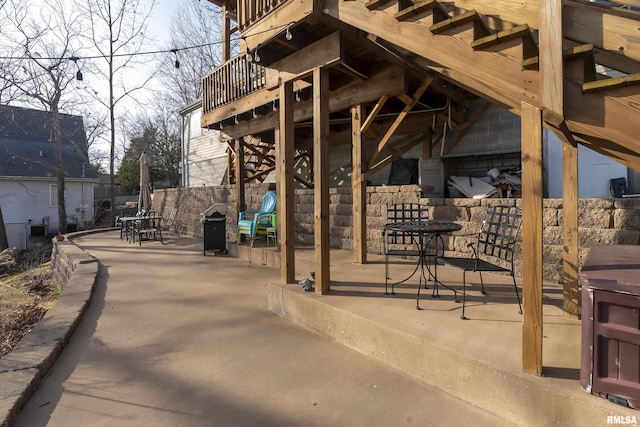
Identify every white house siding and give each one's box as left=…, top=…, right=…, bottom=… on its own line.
left=183, top=108, right=227, bottom=188
left=0, top=178, right=95, bottom=249
left=545, top=130, right=628, bottom=198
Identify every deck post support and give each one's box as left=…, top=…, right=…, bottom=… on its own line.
left=521, top=102, right=544, bottom=376
left=352, top=104, right=367, bottom=264
left=279, top=81, right=296, bottom=283
left=314, top=67, right=331, bottom=293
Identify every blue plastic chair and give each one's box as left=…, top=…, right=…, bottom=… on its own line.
left=237, top=191, right=276, bottom=244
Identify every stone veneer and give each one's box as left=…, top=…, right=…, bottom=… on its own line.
left=152, top=184, right=640, bottom=284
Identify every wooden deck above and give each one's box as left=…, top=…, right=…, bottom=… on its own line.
left=203, top=0, right=640, bottom=172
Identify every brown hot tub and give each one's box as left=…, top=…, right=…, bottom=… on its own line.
left=580, top=245, right=640, bottom=409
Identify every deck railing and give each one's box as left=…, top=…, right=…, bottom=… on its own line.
left=202, top=53, right=266, bottom=115
left=238, top=0, right=288, bottom=31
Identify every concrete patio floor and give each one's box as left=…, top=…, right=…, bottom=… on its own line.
left=8, top=231, right=638, bottom=426
left=236, top=239, right=638, bottom=426
left=11, top=231, right=512, bottom=427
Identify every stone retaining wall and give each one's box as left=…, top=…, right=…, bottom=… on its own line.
left=1, top=235, right=99, bottom=427
left=50, top=237, right=98, bottom=287
left=152, top=185, right=640, bottom=284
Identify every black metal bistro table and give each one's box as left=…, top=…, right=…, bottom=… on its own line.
left=384, top=220, right=462, bottom=309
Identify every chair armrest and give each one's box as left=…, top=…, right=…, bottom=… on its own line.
left=255, top=212, right=273, bottom=224
left=238, top=211, right=258, bottom=221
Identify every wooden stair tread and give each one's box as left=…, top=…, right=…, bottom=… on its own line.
left=430, top=10, right=478, bottom=34
left=471, top=24, right=530, bottom=50
left=521, top=44, right=595, bottom=71
left=366, top=0, right=394, bottom=10
left=395, top=0, right=442, bottom=21
left=564, top=43, right=594, bottom=59
left=583, top=73, right=640, bottom=93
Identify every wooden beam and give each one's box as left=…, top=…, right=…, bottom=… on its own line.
left=365, top=132, right=427, bottom=176
left=361, top=95, right=388, bottom=134
left=265, top=32, right=342, bottom=90
left=314, top=67, right=330, bottom=294
left=563, top=80, right=640, bottom=171
left=244, top=142, right=276, bottom=166
left=544, top=110, right=580, bottom=318
left=368, top=76, right=433, bottom=168
left=334, top=1, right=540, bottom=111
left=521, top=102, right=544, bottom=376
left=279, top=81, right=295, bottom=283
left=539, top=0, right=563, bottom=115
left=352, top=104, right=367, bottom=264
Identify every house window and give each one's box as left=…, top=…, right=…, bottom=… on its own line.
left=189, top=110, right=202, bottom=138
left=50, top=184, right=66, bottom=207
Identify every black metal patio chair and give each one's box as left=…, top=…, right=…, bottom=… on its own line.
left=441, top=205, right=522, bottom=319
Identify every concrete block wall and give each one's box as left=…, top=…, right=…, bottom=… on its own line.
left=446, top=105, right=521, bottom=157
left=152, top=185, right=640, bottom=285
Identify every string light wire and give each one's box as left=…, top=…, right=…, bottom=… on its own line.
left=0, top=21, right=295, bottom=64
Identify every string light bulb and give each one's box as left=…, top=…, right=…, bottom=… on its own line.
left=272, top=100, right=277, bottom=112
left=234, top=115, right=239, bottom=124
left=252, top=108, right=258, bottom=118
left=253, top=48, right=260, bottom=63
left=295, top=90, right=301, bottom=102
left=70, top=56, right=83, bottom=81
left=171, top=49, right=180, bottom=69
left=285, top=27, right=293, bottom=41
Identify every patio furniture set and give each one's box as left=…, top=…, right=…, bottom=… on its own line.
left=116, top=210, right=164, bottom=245
left=384, top=203, right=522, bottom=319
left=234, top=192, right=522, bottom=319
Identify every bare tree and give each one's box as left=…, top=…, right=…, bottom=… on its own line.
left=121, top=93, right=181, bottom=188
left=159, top=0, right=226, bottom=108
left=0, top=0, right=85, bottom=234
left=82, top=0, right=158, bottom=221
left=74, top=107, right=110, bottom=171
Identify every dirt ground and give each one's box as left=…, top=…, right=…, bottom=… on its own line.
left=0, top=243, right=58, bottom=358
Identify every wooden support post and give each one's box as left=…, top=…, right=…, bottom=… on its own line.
left=352, top=104, right=367, bottom=263
left=544, top=111, right=580, bottom=319
left=279, top=81, right=296, bottom=283
left=235, top=139, right=245, bottom=215
left=561, top=132, right=579, bottom=318
left=226, top=147, right=232, bottom=184
left=314, top=67, right=331, bottom=294
left=221, top=3, right=231, bottom=62
left=521, top=102, right=544, bottom=376
left=539, top=0, right=563, bottom=115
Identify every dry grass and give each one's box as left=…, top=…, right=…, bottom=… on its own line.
left=0, top=245, right=58, bottom=358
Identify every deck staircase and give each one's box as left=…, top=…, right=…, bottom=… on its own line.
left=332, top=0, right=640, bottom=170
